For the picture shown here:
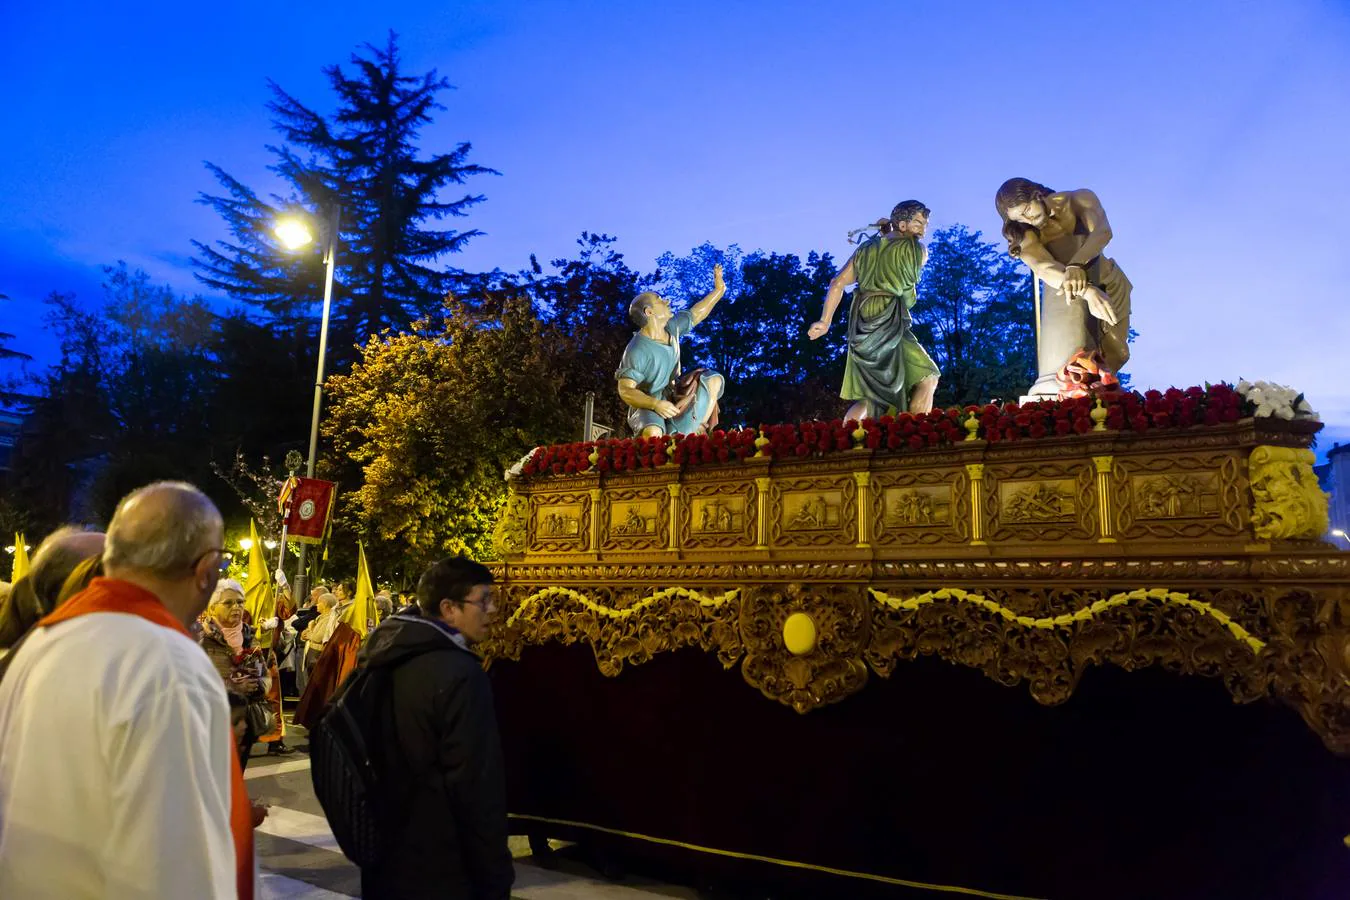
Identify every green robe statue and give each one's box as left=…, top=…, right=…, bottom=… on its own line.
left=839, top=235, right=940, bottom=414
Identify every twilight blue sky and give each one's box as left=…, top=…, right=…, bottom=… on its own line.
left=2, top=0, right=1348, bottom=448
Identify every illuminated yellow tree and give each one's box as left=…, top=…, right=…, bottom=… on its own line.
left=322, top=294, right=585, bottom=566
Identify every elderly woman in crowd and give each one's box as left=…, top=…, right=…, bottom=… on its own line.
left=0, top=527, right=105, bottom=652
left=199, top=578, right=272, bottom=768
left=297, top=591, right=339, bottom=694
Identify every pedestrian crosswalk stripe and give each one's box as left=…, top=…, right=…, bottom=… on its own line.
left=257, top=805, right=342, bottom=854
left=246, top=758, right=314, bottom=780
left=260, top=871, right=353, bottom=898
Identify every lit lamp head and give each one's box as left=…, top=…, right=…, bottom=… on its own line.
left=239, top=537, right=254, bottom=551
left=273, top=217, right=315, bottom=251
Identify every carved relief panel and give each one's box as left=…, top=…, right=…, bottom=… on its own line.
left=601, top=488, right=668, bottom=552
left=678, top=477, right=758, bottom=551
left=871, top=468, right=971, bottom=545
left=985, top=463, right=1096, bottom=542
left=770, top=475, right=858, bottom=547
left=528, top=492, right=592, bottom=553
left=1114, top=453, right=1245, bottom=540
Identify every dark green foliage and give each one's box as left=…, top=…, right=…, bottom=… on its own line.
left=911, top=225, right=1036, bottom=406
left=655, top=243, right=844, bottom=427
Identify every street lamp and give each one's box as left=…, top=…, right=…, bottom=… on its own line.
left=1332, top=528, right=1350, bottom=549
left=273, top=203, right=341, bottom=600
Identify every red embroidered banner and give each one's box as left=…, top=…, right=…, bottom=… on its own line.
left=283, top=477, right=337, bottom=544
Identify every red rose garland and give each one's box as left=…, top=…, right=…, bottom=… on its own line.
left=518, top=384, right=1253, bottom=479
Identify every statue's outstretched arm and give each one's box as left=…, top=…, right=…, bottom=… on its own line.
left=1065, top=189, right=1114, bottom=267
left=806, top=256, right=857, bottom=340
left=689, top=264, right=726, bottom=325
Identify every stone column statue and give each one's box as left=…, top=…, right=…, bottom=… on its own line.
left=994, top=179, right=1132, bottom=399
left=805, top=200, right=941, bottom=421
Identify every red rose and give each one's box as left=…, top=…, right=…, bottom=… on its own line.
left=1220, top=406, right=1240, bottom=422
left=1072, top=418, right=1092, bottom=434
left=795, top=443, right=810, bottom=456
left=1054, top=421, right=1072, bottom=435
left=866, top=433, right=882, bottom=449
left=907, top=434, right=924, bottom=450
left=1030, top=424, right=1048, bottom=438
left=887, top=434, right=903, bottom=449
left=1203, top=409, right=1220, bottom=426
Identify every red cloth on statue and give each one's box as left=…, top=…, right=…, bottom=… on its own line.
left=293, top=621, right=362, bottom=731
left=1056, top=348, right=1120, bottom=400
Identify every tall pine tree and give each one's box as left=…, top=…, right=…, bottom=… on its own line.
left=193, top=33, right=495, bottom=363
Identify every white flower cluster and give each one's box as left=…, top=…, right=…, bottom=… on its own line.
left=1236, top=380, right=1320, bottom=421
left=505, top=448, right=540, bottom=481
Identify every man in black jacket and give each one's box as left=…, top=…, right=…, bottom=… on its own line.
left=358, top=557, right=514, bottom=899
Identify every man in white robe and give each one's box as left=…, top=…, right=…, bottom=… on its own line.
left=0, top=482, right=245, bottom=899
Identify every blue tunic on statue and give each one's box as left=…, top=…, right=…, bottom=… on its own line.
left=615, top=310, right=723, bottom=435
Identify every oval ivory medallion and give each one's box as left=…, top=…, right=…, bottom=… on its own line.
left=782, top=612, right=818, bottom=656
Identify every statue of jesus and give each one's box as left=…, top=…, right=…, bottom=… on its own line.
left=994, top=178, right=1132, bottom=398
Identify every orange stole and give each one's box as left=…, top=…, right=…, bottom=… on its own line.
left=257, top=663, right=285, bottom=743
left=255, top=592, right=296, bottom=744
left=39, top=578, right=255, bottom=900
left=293, top=620, right=362, bottom=731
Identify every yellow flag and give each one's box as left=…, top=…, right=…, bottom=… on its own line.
left=243, top=520, right=276, bottom=646
left=10, top=533, right=30, bottom=582
left=341, top=540, right=376, bottom=637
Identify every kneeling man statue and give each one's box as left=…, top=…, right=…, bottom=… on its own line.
left=616, top=264, right=726, bottom=437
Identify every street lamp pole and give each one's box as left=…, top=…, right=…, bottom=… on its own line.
left=293, top=203, right=341, bottom=601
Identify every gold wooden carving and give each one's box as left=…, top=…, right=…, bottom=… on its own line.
left=739, top=583, right=868, bottom=713
left=1115, top=453, right=1244, bottom=540
left=1249, top=446, right=1330, bottom=540
left=601, top=488, right=668, bottom=552
left=492, top=491, right=529, bottom=557
left=494, top=419, right=1350, bottom=753
left=770, top=475, right=858, bottom=547
left=488, top=561, right=1350, bottom=754
left=529, top=492, right=592, bottom=553
left=871, top=468, right=970, bottom=546
left=987, top=463, right=1096, bottom=541
left=678, top=480, right=757, bottom=550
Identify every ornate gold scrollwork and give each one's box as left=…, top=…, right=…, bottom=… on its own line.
left=740, top=584, right=869, bottom=714
left=491, top=491, right=529, bottom=557
left=1248, top=446, right=1330, bottom=540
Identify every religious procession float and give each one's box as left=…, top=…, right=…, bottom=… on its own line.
left=482, top=181, right=1349, bottom=900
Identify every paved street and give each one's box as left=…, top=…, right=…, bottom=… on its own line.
left=245, top=720, right=698, bottom=900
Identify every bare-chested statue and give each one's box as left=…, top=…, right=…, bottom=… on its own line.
left=994, top=178, right=1132, bottom=399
